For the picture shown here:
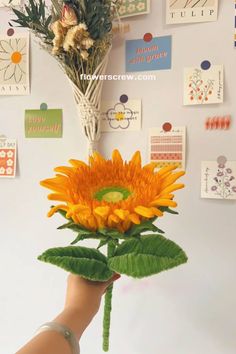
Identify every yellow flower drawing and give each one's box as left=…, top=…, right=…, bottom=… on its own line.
left=0, top=37, right=27, bottom=84
left=41, top=150, right=185, bottom=233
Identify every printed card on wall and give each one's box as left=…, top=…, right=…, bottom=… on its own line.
left=183, top=64, right=223, bottom=105
left=0, top=33, right=29, bottom=95
left=101, top=99, right=141, bottom=132
left=126, top=35, right=172, bottom=72
left=0, top=138, right=17, bottom=178
left=25, top=109, right=63, bottom=138
left=201, top=157, right=236, bottom=200
left=149, top=126, right=186, bottom=169
left=118, top=0, right=150, bottom=18
left=166, top=0, right=218, bottom=24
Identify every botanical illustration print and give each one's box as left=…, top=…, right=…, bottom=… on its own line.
left=184, top=65, right=223, bottom=105
left=0, top=37, right=27, bottom=85
left=188, top=69, right=214, bottom=104
left=201, top=159, right=236, bottom=200
left=0, top=0, right=21, bottom=6
left=170, top=0, right=216, bottom=9
left=101, top=100, right=141, bottom=132
left=119, top=0, right=149, bottom=18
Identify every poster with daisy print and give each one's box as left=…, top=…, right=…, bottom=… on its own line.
left=0, top=33, right=29, bottom=95
left=0, top=137, right=17, bottom=178
left=166, top=0, right=218, bottom=24
left=118, top=0, right=150, bottom=18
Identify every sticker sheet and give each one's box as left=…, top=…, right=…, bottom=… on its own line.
left=166, top=0, right=218, bottom=24
left=126, top=35, right=172, bottom=72
left=25, top=109, right=63, bottom=138
left=183, top=64, right=223, bottom=105
left=101, top=99, right=141, bottom=132
left=0, top=137, right=17, bottom=178
left=201, top=158, right=236, bottom=200
left=118, top=0, right=150, bottom=18
left=149, top=126, right=186, bottom=169
left=0, top=33, right=30, bottom=95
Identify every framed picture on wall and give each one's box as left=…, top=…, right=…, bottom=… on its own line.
left=118, top=0, right=150, bottom=18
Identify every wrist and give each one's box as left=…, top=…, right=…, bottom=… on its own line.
left=54, top=307, right=95, bottom=340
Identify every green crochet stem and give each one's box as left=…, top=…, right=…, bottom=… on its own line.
left=103, top=241, right=116, bottom=352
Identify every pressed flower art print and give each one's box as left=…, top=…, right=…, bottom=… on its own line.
left=39, top=150, right=188, bottom=351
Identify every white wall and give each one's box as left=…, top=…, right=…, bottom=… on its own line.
left=0, top=1, right=236, bottom=353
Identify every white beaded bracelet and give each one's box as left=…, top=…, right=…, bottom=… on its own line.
left=36, top=322, right=80, bottom=354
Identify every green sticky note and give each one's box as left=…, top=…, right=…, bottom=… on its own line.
left=25, top=109, right=63, bottom=138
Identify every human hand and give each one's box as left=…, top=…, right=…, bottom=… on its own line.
left=54, top=273, right=121, bottom=339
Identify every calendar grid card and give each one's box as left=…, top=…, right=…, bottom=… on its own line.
left=0, top=138, right=17, bottom=178
left=149, top=127, right=186, bottom=169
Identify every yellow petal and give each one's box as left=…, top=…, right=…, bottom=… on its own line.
left=150, top=199, right=177, bottom=207
left=54, top=166, right=74, bottom=176
left=108, top=214, right=120, bottom=224
left=69, top=159, right=88, bottom=168
left=47, top=193, right=71, bottom=202
left=94, top=206, right=110, bottom=219
left=158, top=165, right=177, bottom=176
left=130, top=151, right=141, bottom=167
left=129, top=213, right=141, bottom=224
left=149, top=207, right=163, bottom=217
left=160, top=184, right=185, bottom=195
left=114, top=209, right=129, bottom=220
left=143, top=162, right=158, bottom=172
left=161, top=171, right=185, bottom=189
left=134, top=206, right=155, bottom=218
left=47, top=205, right=68, bottom=217
left=112, top=149, right=123, bottom=164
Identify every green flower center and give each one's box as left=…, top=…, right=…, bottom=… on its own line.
left=95, top=186, right=131, bottom=203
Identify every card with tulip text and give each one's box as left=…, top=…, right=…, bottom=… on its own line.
left=166, top=0, right=218, bottom=24
left=126, top=35, right=172, bottom=72
left=0, top=33, right=29, bottom=95
left=118, top=0, right=150, bottom=18
left=100, top=99, right=142, bottom=132
left=149, top=126, right=186, bottom=169
left=183, top=63, right=224, bottom=105
left=201, top=157, right=236, bottom=200
left=0, top=137, right=17, bottom=178
left=25, top=109, right=63, bottom=138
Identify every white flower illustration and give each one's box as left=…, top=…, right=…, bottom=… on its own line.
left=6, top=159, right=13, bottom=166
left=0, top=37, right=27, bottom=84
left=6, top=167, right=13, bottom=175
left=127, top=4, right=135, bottom=12
left=0, top=150, right=6, bottom=158
left=0, top=167, right=5, bottom=174
left=106, top=103, right=133, bottom=130
left=136, top=2, right=145, bottom=11
left=7, top=151, right=14, bottom=158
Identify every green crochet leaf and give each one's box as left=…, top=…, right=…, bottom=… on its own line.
left=38, top=246, right=113, bottom=281
left=160, top=206, right=179, bottom=215
left=108, top=235, right=188, bottom=278
left=125, top=219, right=164, bottom=237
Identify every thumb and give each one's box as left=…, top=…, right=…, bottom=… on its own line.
left=103, top=273, right=121, bottom=293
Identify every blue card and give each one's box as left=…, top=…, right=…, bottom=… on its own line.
left=126, top=35, right=172, bottom=72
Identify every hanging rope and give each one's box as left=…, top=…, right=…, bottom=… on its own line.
left=68, top=47, right=111, bottom=155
